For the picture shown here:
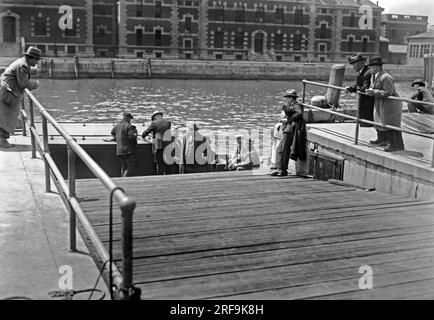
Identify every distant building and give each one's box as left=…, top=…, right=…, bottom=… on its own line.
left=118, top=0, right=384, bottom=62
left=0, top=0, right=94, bottom=57
left=381, top=14, right=428, bottom=45
left=407, top=31, right=434, bottom=66
left=93, top=0, right=118, bottom=57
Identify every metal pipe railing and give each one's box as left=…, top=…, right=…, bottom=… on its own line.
left=302, top=79, right=434, bottom=168
left=22, top=89, right=136, bottom=299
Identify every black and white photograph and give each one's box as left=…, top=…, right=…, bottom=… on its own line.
left=0, top=0, right=434, bottom=306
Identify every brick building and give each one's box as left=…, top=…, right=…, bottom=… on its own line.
left=381, top=14, right=428, bottom=45
left=93, top=0, right=118, bottom=57
left=0, top=0, right=94, bottom=57
left=407, top=31, right=434, bottom=66
left=118, top=0, right=384, bottom=62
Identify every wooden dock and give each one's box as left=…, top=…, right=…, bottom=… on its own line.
left=76, top=171, right=434, bottom=299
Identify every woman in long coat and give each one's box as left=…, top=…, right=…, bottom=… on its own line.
left=0, top=47, right=41, bottom=148
left=366, top=57, right=404, bottom=152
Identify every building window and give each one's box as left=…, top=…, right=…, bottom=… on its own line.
left=234, top=32, right=243, bottom=49
left=294, top=8, right=303, bottom=25
left=319, top=23, right=327, bottom=39
left=98, top=27, right=106, bottom=36
left=274, top=34, right=283, bottom=51
left=185, top=53, right=192, bottom=59
left=155, top=1, right=162, bottom=19
left=319, top=43, right=326, bottom=52
left=155, top=29, right=162, bottom=46
left=275, top=8, right=284, bottom=24
left=294, top=56, right=301, bottom=62
left=235, top=5, right=245, bottom=22
left=349, top=12, right=357, bottom=27
left=136, top=2, right=143, bottom=17
left=67, top=45, right=76, bottom=55
left=348, top=37, right=354, bottom=52
left=255, top=7, right=264, bottom=23
left=293, top=34, right=302, bottom=51
left=421, top=44, right=430, bottom=57
left=185, top=1, right=192, bottom=6
left=3, top=16, right=16, bottom=42
left=362, top=38, right=368, bottom=52
left=184, top=39, right=192, bottom=48
left=185, top=17, right=192, bottom=33
left=136, top=29, right=143, bottom=45
left=35, top=16, right=46, bottom=36
left=215, top=5, right=224, bottom=21
left=276, top=55, right=282, bottom=61
left=136, top=51, right=143, bottom=58
left=214, top=31, right=224, bottom=48
left=155, top=52, right=162, bottom=58
left=215, top=54, right=223, bottom=60
left=391, top=14, right=398, bottom=19
left=36, top=44, right=46, bottom=53
left=321, top=8, right=327, bottom=14
left=235, top=54, right=243, bottom=60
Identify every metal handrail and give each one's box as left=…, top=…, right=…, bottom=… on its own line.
left=301, top=80, right=434, bottom=168
left=21, top=89, right=137, bottom=299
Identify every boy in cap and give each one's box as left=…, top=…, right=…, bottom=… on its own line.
left=108, top=111, right=138, bottom=177
left=407, top=79, right=434, bottom=114
left=0, top=46, right=41, bottom=148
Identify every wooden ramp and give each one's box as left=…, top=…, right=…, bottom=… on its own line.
left=76, top=172, right=434, bottom=300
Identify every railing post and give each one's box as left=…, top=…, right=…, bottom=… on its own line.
left=302, top=80, right=307, bottom=104
left=42, top=115, right=51, bottom=192
left=21, top=99, right=27, bottom=137
left=28, top=98, right=36, bottom=159
left=354, top=103, right=360, bottom=145
left=68, top=145, right=77, bottom=252
left=119, top=198, right=136, bottom=299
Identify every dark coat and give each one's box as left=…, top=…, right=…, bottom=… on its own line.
left=111, top=120, right=137, bottom=155
left=0, top=57, right=39, bottom=133
left=347, top=65, right=374, bottom=123
left=282, top=100, right=303, bottom=133
left=142, top=118, right=172, bottom=150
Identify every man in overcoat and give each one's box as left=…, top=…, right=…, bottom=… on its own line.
left=345, top=53, right=374, bottom=127
left=0, top=46, right=41, bottom=148
left=365, top=57, right=404, bottom=152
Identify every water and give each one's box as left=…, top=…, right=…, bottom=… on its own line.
left=34, top=78, right=414, bottom=132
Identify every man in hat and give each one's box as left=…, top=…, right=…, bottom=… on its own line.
left=269, top=89, right=305, bottom=176
left=345, top=53, right=374, bottom=127
left=142, top=110, right=172, bottom=175
left=0, top=46, right=41, bottom=148
left=365, top=57, right=404, bottom=152
left=407, top=79, right=434, bottom=114
left=108, top=111, right=138, bottom=177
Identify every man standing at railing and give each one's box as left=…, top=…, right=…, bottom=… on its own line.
left=365, top=57, right=404, bottom=152
left=0, top=46, right=41, bottom=148
left=106, top=112, right=138, bottom=177
left=345, top=54, right=374, bottom=127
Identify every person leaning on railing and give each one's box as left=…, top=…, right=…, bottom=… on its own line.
left=407, top=79, right=434, bottom=115
left=365, top=57, right=404, bottom=152
left=0, top=46, right=41, bottom=148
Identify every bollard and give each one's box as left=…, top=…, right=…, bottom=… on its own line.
left=326, top=64, right=346, bottom=107
left=111, top=60, right=115, bottom=79
left=68, top=145, right=77, bottom=252
left=42, top=116, right=51, bottom=192
left=49, top=59, right=54, bottom=79
left=74, top=56, right=79, bottom=79
left=21, top=99, right=27, bottom=137
left=29, top=98, right=36, bottom=159
left=147, top=58, right=152, bottom=78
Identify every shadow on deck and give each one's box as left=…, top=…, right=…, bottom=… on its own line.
left=76, top=171, right=434, bottom=299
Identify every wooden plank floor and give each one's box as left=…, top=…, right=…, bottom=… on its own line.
left=76, top=171, right=434, bottom=300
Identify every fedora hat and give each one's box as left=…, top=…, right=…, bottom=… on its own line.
left=367, top=57, right=384, bottom=66
left=151, top=110, right=163, bottom=121
left=24, top=46, right=43, bottom=60
left=411, top=79, right=425, bottom=87
left=348, top=54, right=366, bottom=64
left=283, top=89, right=298, bottom=98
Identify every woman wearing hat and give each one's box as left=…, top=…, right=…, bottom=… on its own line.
left=365, top=57, right=404, bottom=152
left=0, top=46, right=42, bottom=148
left=407, top=79, right=434, bottom=115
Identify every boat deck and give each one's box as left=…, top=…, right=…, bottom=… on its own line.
left=76, top=171, right=434, bottom=299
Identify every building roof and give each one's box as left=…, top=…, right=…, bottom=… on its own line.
left=407, top=31, right=434, bottom=39
left=380, top=36, right=390, bottom=42
left=388, top=44, right=407, bottom=54
left=314, top=0, right=382, bottom=9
